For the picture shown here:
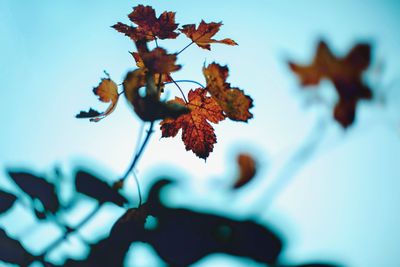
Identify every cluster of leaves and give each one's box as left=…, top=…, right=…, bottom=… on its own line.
left=0, top=167, right=129, bottom=266
left=0, top=163, right=339, bottom=267
left=77, top=4, right=253, bottom=159
left=289, top=40, right=373, bottom=128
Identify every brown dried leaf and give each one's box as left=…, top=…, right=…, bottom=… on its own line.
left=180, top=20, right=237, bottom=50
left=233, top=153, right=257, bottom=189
left=289, top=40, right=373, bottom=127
left=203, top=63, right=253, bottom=121
left=160, top=89, right=226, bottom=159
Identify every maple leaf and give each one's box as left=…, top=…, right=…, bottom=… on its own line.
left=180, top=20, right=238, bottom=50
left=233, top=153, right=257, bottom=189
left=76, top=77, right=119, bottom=122
left=288, top=40, right=373, bottom=127
left=160, top=88, right=226, bottom=159
left=141, top=47, right=181, bottom=74
left=124, top=69, right=189, bottom=121
left=203, top=63, right=253, bottom=121
left=112, top=5, right=179, bottom=42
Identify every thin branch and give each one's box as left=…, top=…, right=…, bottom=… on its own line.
left=120, top=122, right=155, bottom=184
left=252, top=117, right=328, bottom=214
left=41, top=204, right=101, bottom=256
left=177, top=41, right=194, bottom=55
left=132, top=171, right=142, bottom=207
left=164, top=79, right=205, bottom=88
left=167, top=76, right=189, bottom=103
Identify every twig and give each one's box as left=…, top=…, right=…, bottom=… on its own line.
left=40, top=204, right=101, bottom=256
left=252, top=117, right=327, bottom=214
left=119, top=122, right=155, bottom=184
left=177, top=41, right=194, bottom=55
left=164, top=79, right=205, bottom=89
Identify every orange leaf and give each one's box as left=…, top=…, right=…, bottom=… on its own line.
left=113, top=5, right=179, bottom=41
left=180, top=20, right=237, bottom=50
left=233, top=153, right=257, bottom=189
left=160, top=89, right=226, bottom=159
left=289, top=40, right=372, bottom=127
left=141, top=47, right=181, bottom=74
left=76, top=77, right=119, bottom=122
left=203, top=63, right=253, bottom=122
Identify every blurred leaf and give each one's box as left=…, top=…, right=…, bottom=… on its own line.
left=288, top=40, right=372, bottom=128
left=75, top=170, right=127, bottom=206
left=7, top=171, right=60, bottom=214
left=0, top=190, right=17, bottom=214
left=0, top=228, right=34, bottom=266
left=233, top=153, right=257, bottom=189
left=144, top=179, right=282, bottom=266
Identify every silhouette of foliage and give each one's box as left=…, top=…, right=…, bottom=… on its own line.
left=7, top=170, right=60, bottom=214
left=0, top=228, right=35, bottom=266
left=75, top=170, right=127, bottom=206
left=0, top=190, right=17, bottom=214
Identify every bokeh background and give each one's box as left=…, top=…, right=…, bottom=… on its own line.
left=1, top=0, right=400, bottom=266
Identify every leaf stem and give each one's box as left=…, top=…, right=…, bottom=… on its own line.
left=177, top=41, right=194, bottom=55
left=167, top=76, right=189, bottom=103
left=120, top=122, right=155, bottom=184
left=164, top=79, right=205, bottom=89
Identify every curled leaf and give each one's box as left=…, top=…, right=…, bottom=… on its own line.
left=76, top=77, right=119, bottom=122
left=180, top=20, right=237, bottom=50
left=160, top=88, right=226, bottom=159
left=289, top=40, right=373, bottom=127
left=203, top=63, right=253, bottom=121
left=7, top=170, right=60, bottom=213
left=75, top=170, right=127, bottom=206
left=233, top=153, right=257, bottom=189
left=0, top=190, right=17, bottom=214
left=124, top=69, right=189, bottom=121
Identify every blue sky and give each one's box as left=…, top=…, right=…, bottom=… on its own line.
left=1, top=1, right=400, bottom=266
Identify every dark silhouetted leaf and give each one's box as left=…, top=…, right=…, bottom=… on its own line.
left=75, top=170, right=127, bottom=206
left=0, top=190, right=17, bottom=214
left=0, top=228, right=34, bottom=266
left=7, top=171, right=60, bottom=214
left=75, top=108, right=101, bottom=119
left=144, top=179, right=283, bottom=266
left=124, top=69, right=189, bottom=121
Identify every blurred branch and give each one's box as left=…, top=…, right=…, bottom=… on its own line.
left=253, top=117, right=328, bottom=212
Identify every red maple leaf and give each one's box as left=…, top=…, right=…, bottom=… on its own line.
left=160, top=89, right=226, bottom=159
left=112, top=5, right=179, bottom=41
left=180, top=20, right=237, bottom=50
